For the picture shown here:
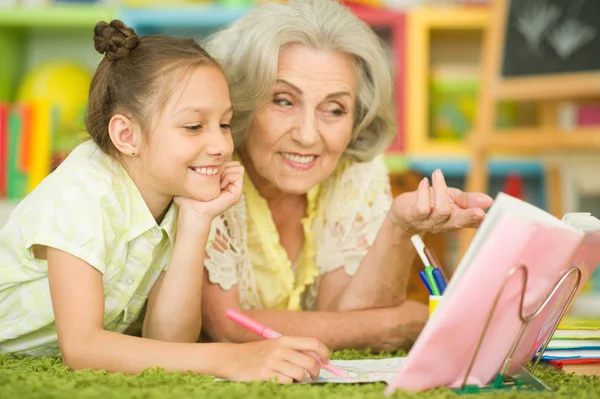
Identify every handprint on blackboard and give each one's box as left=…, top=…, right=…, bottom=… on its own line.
left=515, top=0, right=561, bottom=52
left=502, top=0, right=600, bottom=77
left=546, top=0, right=597, bottom=60
left=547, top=19, right=596, bottom=59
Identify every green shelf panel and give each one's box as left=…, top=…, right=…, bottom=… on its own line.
left=0, top=5, right=116, bottom=28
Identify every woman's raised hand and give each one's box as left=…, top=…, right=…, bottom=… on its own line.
left=389, top=169, right=494, bottom=236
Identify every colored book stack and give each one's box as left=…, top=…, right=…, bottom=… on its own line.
left=542, top=317, right=600, bottom=376
left=559, top=102, right=600, bottom=129
left=428, top=64, right=517, bottom=141
left=0, top=100, right=85, bottom=200
left=562, top=214, right=600, bottom=312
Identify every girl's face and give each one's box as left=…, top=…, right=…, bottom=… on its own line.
left=142, top=65, right=234, bottom=205
left=242, top=44, right=357, bottom=196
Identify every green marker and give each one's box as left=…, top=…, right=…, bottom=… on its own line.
left=424, top=266, right=441, bottom=296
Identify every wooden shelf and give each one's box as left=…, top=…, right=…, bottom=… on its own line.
left=495, top=72, right=600, bottom=101
left=0, top=5, right=115, bottom=28
left=405, top=6, right=490, bottom=156
left=412, top=6, right=490, bottom=29
left=406, top=140, right=471, bottom=156
left=485, top=129, right=600, bottom=152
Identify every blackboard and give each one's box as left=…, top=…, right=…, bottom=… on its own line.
left=501, top=0, right=600, bottom=78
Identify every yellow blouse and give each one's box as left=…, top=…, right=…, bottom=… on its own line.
left=204, top=154, right=392, bottom=311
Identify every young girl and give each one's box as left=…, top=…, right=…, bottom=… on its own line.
left=0, top=19, right=329, bottom=384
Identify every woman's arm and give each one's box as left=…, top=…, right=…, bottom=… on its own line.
left=312, top=158, right=418, bottom=312
left=318, top=169, right=492, bottom=312
left=142, top=211, right=211, bottom=342
left=47, top=247, right=330, bottom=383
left=316, top=216, right=414, bottom=312
left=201, top=270, right=428, bottom=352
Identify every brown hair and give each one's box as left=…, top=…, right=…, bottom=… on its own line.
left=86, top=19, right=222, bottom=156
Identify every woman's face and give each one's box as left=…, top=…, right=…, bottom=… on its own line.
left=242, top=43, right=357, bottom=195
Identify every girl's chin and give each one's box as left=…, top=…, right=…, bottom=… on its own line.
left=182, top=177, right=221, bottom=201
left=181, top=185, right=221, bottom=203
left=191, top=191, right=221, bottom=202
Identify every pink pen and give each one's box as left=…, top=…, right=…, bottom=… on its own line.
left=226, top=308, right=351, bottom=380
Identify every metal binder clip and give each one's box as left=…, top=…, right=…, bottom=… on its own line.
left=457, top=264, right=583, bottom=394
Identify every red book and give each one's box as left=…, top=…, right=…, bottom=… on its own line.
left=18, top=102, right=31, bottom=173
left=547, top=358, right=600, bottom=368
left=502, top=172, right=524, bottom=200
left=577, top=103, right=600, bottom=126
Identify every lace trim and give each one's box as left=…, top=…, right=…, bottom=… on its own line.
left=313, top=155, right=392, bottom=276
left=303, top=156, right=392, bottom=310
left=204, top=197, right=263, bottom=309
left=204, top=155, right=392, bottom=312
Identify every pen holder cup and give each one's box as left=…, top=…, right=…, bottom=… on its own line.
left=429, top=295, right=442, bottom=317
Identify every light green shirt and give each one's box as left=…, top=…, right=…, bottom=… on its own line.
left=0, top=140, right=177, bottom=356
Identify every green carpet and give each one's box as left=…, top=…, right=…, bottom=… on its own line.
left=1, top=350, right=598, bottom=398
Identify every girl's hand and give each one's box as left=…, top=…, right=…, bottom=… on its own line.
left=175, top=161, right=244, bottom=222
left=389, top=169, right=494, bottom=236
left=227, top=337, right=330, bottom=384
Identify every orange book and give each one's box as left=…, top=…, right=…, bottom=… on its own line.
left=27, top=100, right=52, bottom=193
left=0, top=103, right=8, bottom=196
left=547, top=359, right=600, bottom=376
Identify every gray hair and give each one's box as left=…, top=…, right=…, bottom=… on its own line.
left=204, top=0, right=397, bottom=162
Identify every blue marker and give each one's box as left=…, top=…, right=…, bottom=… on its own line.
left=419, top=270, right=433, bottom=295
left=432, top=268, right=447, bottom=294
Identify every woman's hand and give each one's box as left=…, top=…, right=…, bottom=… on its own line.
left=175, top=161, right=244, bottom=222
left=389, top=169, right=493, bottom=236
left=378, top=301, right=429, bottom=352
left=226, top=337, right=330, bottom=384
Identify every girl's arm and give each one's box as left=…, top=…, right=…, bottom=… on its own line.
left=47, top=246, right=330, bottom=383
left=143, top=161, right=246, bottom=342
left=142, top=210, right=211, bottom=342
left=201, top=270, right=428, bottom=352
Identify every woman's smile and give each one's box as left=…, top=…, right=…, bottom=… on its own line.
left=279, top=152, right=319, bottom=171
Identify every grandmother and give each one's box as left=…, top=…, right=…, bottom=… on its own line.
left=200, top=0, right=493, bottom=351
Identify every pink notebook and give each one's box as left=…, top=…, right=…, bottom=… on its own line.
left=386, top=193, right=600, bottom=393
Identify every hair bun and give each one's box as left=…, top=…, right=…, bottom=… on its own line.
left=94, top=20, right=139, bottom=61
